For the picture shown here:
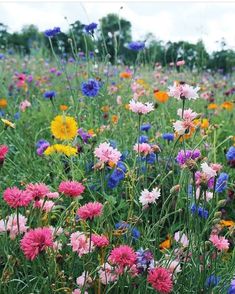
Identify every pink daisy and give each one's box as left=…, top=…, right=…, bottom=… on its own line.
left=58, top=181, right=85, bottom=197
left=77, top=202, right=103, bottom=221
left=109, top=245, right=137, bottom=268
left=209, top=234, right=230, bottom=251
left=3, top=187, right=32, bottom=208
left=20, top=227, right=53, bottom=260
left=147, top=267, right=173, bottom=294
left=91, top=234, right=109, bottom=247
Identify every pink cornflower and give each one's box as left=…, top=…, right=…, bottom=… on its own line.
left=129, top=99, right=154, bottom=114
left=3, top=187, right=32, bottom=208
left=20, top=227, right=53, bottom=260
left=46, top=192, right=59, bottom=199
left=19, top=100, right=31, bottom=112
left=70, top=231, right=94, bottom=257
left=91, top=234, right=109, bottom=247
left=174, top=231, right=189, bottom=247
left=94, top=142, right=121, bottom=165
left=72, top=289, right=88, bottom=294
left=76, top=271, right=92, bottom=288
left=77, top=202, right=103, bottom=221
left=0, top=145, right=9, bottom=164
left=139, top=187, right=161, bottom=207
left=99, top=263, right=118, bottom=284
left=176, top=60, right=185, bottom=66
left=177, top=108, right=198, bottom=121
left=0, top=214, right=28, bottom=240
left=210, top=163, right=223, bottom=173
left=147, top=267, right=173, bottom=294
left=173, top=108, right=198, bottom=135
left=209, top=234, right=229, bottom=251
left=168, top=82, right=200, bottom=100
left=58, top=181, right=85, bottom=197
left=109, top=245, right=137, bottom=268
left=34, top=200, right=55, bottom=212
left=26, top=183, right=50, bottom=201
left=133, top=143, right=153, bottom=155
left=201, top=162, right=217, bottom=179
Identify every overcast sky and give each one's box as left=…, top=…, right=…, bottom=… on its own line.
left=1, top=2, right=235, bottom=52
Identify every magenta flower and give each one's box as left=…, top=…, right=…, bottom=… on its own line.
left=77, top=202, right=103, bottom=220
left=59, top=181, right=85, bottom=197
left=3, top=187, right=32, bottom=208
left=147, top=267, right=173, bottom=293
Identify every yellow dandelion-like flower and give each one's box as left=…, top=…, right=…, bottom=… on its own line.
left=51, top=115, right=78, bottom=140
left=44, top=144, right=77, bottom=156
left=1, top=118, right=16, bottom=129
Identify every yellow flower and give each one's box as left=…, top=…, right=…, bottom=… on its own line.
left=220, top=220, right=235, bottom=228
left=88, top=129, right=95, bottom=136
left=201, top=119, right=209, bottom=129
left=44, top=144, right=77, bottom=156
left=221, top=101, right=234, bottom=111
left=0, top=99, right=7, bottom=108
left=60, top=104, right=68, bottom=111
left=125, top=104, right=130, bottom=110
left=101, top=106, right=110, bottom=113
left=1, top=119, right=16, bottom=129
left=111, top=115, right=119, bottom=124
left=51, top=115, right=78, bottom=140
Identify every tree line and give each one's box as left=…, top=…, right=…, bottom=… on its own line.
left=0, top=13, right=235, bottom=72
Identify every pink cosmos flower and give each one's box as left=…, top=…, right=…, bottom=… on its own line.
left=25, top=183, right=50, bottom=201
left=91, top=234, right=109, bottom=247
left=58, top=181, right=85, bottom=197
left=147, top=267, right=173, bottom=294
left=70, top=231, right=94, bottom=257
left=109, top=245, right=136, bottom=268
left=139, top=187, right=161, bottom=207
left=19, top=100, right=31, bottom=112
left=129, top=99, right=154, bottom=114
left=174, top=231, right=189, bottom=247
left=3, top=187, right=32, bottom=208
left=0, top=214, right=28, bottom=240
left=99, top=263, right=118, bottom=284
left=209, top=234, right=229, bottom=251
left=20, top=227, right=53, bottom=260
left=133, top=143, right=153, bottom=155
left=168, top=82, right=200, bottom=100
left=0, top=145, right=9, bottom=164
left=77, top=202, right=103, bottom=221
left=94, top=142, right=121, bottom=165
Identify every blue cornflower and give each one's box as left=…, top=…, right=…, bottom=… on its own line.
left=44, top=90, right=56, bottom=99
left=228, top=278, right=235, bottom=294
left=215, top=172, right=229, bottom=193
left=115, top=222, right=140, bottom=241
left=36, top=139, right=50, bottom=149
left=14, top=112, right=20, bottom=120
left=108, top=161, right=126, bottom=189
left=162, top=133, right=174, bottom=142
left=109, top=140, right=117, bottom=148
left=0, top=53, right=5, bottom=60
left=132, top=227, right=140, bottom=240
left=0, top=110, right=5, bottom=117
left=146, top=153, right=156, bottom=164
left=191, top=204, right=208, bottom=219
left=205, top=275, right=221, bottom=288
left=44, top=27, right=61, bottom=38
left=128, top=41, right=145, bottom=51
left=139, top=135, right=148, bottom=143
left=68, top=57, right=75, bottom=63
left=84, top=22, right=98, bottom=34
left=226, top=146, right=235, bottom=161
left=81, top=79, right=100, bottom=97
left=136, top=248, right=154, bottom=271
left=140, top=123, right=151, bottom=132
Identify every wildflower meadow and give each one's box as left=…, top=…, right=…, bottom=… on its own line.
left=0, top=11, right=235, bottom=294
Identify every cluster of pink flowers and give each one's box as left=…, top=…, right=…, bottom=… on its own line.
left=195, top=162, right=218, bottom=188
left=20, top=227, right=54, bottom=260
left=58, top=180, right=85, bottom=197
left=133, top=142, right=153, bottom=155
left=0, top=145, right=8, bottom=165
left=3, top=187, right=32, bottom=208
left=109, top=245, right=137, bottom=269
left=91, top=234, right=109, bottom=248
left=70, top=231, right=94, bottom=257
left=209, top=234, right=230, bottom=251
left=77, top=202, right=103, bottom=221
left=168, top=82, right=200, bottom=100
left=19, top=100, right=31, bottom=112
left=129, top=99, right=154, bottom=114
left=147, top=267, right=173, bottom=293
left=173, top=108, right=198, bottom=135
left=139, top=187, right=161, bottom=207
left=94, top=142, right=121, bottom=165
left=0, top=214, right=28, bottom=239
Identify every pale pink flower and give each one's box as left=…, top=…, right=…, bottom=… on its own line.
left=209, top=234, right=229, bottom=251
left=196, top=188, right=213, bottom=202
left=72, top=289, right=88, bottom=294
left=53, top=241, right=62, bottom=251
left=129, top=99, right=154, bottom=114
left=0, top=214, right=28, bottom=240
left=139, top=187, right=161, bottom=207
left=210, top=163, right=223, bottom=173
left=76, top=271, right=92, bottom=288
left=168, top=82, right=200, bottom=100
left=176, top=60, right=185, bottom=66
left=133, top=143, right=153, bottom=155
left=35, top=200, right=55, bottom=212
left=94, top=142, right=121, bottom=165
left=174, top=231, right=189, bottom=247
left=167, top=259, right=181, bottom=274
left=19, top=100, right=31, bottom=112
left=201, top=162, right=217, bottom=179
left=177, top=108, right=198, bottom=121
left=70, top=231, right=94, bottom=257
left=99, top=263, right=118, bottom=285
left=116, top=95, right=122, bottom=105
left=46, top=192, right=59, bottom=199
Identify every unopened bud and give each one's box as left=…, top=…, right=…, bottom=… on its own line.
left=214, top=211, right=222, bottom=218
left=170, top=185, right=180, bottom=194
left=212, top=218, right=221, bottom=225
left=68, top=38, right=72, bottom=43
left=218, top=199, right=227, bottom=207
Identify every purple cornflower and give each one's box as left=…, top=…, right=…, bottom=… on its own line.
left=44, top=27, right=61, bottom=38
left=77, top=128, right=92, bottom=143
left=176, top=149, right=201, bottom=166
left=128, top=41, right=145, bottom=51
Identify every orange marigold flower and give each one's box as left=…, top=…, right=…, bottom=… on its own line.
left=111, top=115, right=119, bottom=124
left=0, top=99, right=7, bottom=108
left=208, top=103, right=218, bottom=110
left=159, top=235, right=171, bottom=250
left=154, top=91, right=169, bottom=103
left=120, top=72, right=132, bottom=79
left=221, top=101, right=233, bottom=111
left=201, top=119, right=209, bottom=129
left=220, top=220, right=235, bottom=228
left=60, top=105, right=68, bottom=111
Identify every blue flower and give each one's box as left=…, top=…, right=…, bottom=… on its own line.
left=140, top=123, right=151, bottom=132
left=109, top=140, right=117, bottom=148
left=139, top=135, right=148, bottom=143
left=36, top=139, right=50, bottom=149
left=136, top=248, right=154, bottom=271
left=191, top=204, right=208, bottom=219
left=206, top=275, right=221, bottom=288
left=108, top=161, right=126, bottom=189
left=81, top=79, right=100, bottom=97
left=216, top=172, right=229, bottom=193
left=84, top=22, right=98, bottom=34
left=0, top=53, right=5, bottom=60
left=0, top=110, right=5, bottom=117
left=128, top=41, right=145, bottom=51
left=14, top=112, right=20, bottom=120
left=44, top=91, right=56, bottom=99
left=146, top=153, right=156, bottom=164
left=115, top=222, right=140, bottom=241
left=44, top=27, right=61, bottom=38
left=162, top=133, right=174, bottom=142
left=226, top=146, right=235, bottom=161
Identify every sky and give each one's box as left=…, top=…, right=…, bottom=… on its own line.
left=0, top=2, right=235, bottom=52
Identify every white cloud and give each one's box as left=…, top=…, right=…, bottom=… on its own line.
left=0, top=2, right=235, bottom=52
